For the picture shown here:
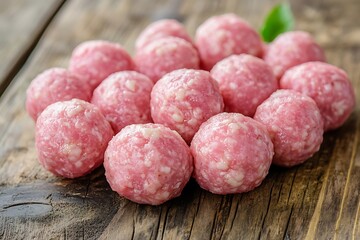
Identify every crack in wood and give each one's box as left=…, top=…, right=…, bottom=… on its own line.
left=334, top=116, right=359, bottom=239
left=228, top=195, right=240, bottom=233
left=287, top=168, right=298, bottom=204
left=160, top=205, right=171, bottom=240
left=283, top=205, right=294, bottom=240
left=188, top=190, right=202, bottom=239
left=258, top=183, right=275, bottom=240
left=218, top=195, right=233, bottom=240
left=209, top=211, right=217, bottom=240
left=2, top=201, right=51, bottom=210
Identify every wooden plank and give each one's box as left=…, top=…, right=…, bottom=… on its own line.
left=0, top=0, right=359, bottom=239
left=0, top=0, right=65, bottom=96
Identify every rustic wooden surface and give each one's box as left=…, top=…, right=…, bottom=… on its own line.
left=0, top=0, right=359, bottom=239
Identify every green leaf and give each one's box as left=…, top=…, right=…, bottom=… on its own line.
left=260, top=3, right=295, bottom=43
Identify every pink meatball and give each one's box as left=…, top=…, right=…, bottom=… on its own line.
left=135, top=19, right=194, bottom=50
left=191, top=112, right=273, bottom=194
left=91, top=71, right=154, bottom=133
left=211, top=54, right=278, bottom=116
left=151, top=69, right=224, bottom=143
left=195, top=14, right=263, bottom=70
left=69, top=40, right=135, bottom=91
left=26, top=68, right=92, bottom=121
left=134, top=37, right=200, bottom=82
left=280, top=62, right=355, bottom=131
left=263, top=31, right=326, bottom=79
left=104, top=123, right=193, bottom=205
left=254, top=90, right=324, bottom=167
left=35, top=99, right=114, bottom=178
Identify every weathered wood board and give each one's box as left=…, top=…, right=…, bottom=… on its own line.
left=0, top=0, right=65, bottom=95
left=0, top=0, right=359, bottom=239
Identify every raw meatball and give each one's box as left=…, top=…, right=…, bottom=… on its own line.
left=263, top=31, right=326, bottom=79
left=151, top=69, right=224, bottom=143
left=135, top=19, right=194, bottom=50
left=69, top=40, right=135, bottom=91
left=191, top=112, right=274, bottom=194
left=211, top=54, right=277, bottom=116
left=254, top=90, right=324, bottom=167
left=104, top=123, right=193, bottom=205
left=280, top=62, right=355, bottom=131
left=26, top=68, right=92, bottom=121
left=91, top=71, right=154, bottom=133
left=135, top=37, right=200, bottom=82
left=195, top=13, right=263, bottom=70
left=35, top=99, right=114, bottom=178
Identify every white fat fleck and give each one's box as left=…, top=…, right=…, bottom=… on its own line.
left=143, top=181, right=157, bottom=194
left=160, top=166, right=171, bottom=174
left=144, top=158, right=152, bottom=167
left=301, top=131, right=308, bottom=140
left=172, top=113, right=184, bottom=123
left=61, top=144, right=82, bottom=161
left=224, top=137, right=237, bottom=146
left=193, top=108, right=203, bottom=119
left=187, top=118, right=198, bottom=126
left=216, top=161, right=229, bottom=170
left=323, top=84, right=332, bottom=93
left=187, top=78, right=196, bottom=86
left=258, top=164, right=268, bottom=178
left=228, top=123, right=240, bottom=133
left=66, top=105, right=84, bottom=117
left=155, top=42, right=177, bottom=56
left=63, top=121, right=71, bottom=128
left=91, top=128, right=103, bottom=142
left=224, top=151, right=232, bottom=161
left=174, top=182, right=181, bottom=189
left=157, top=191, right=170, bottom=200
left=75, top=161, right=83, bottom=168
left=175, top=89, right=186, bottom=101
left=125, top=80, right=136, bottom=91
left=142, top=128, right=160, bottom=139
left=225, top=171, right=244, bottom=187
left=229, top=82, right=237, bottom=90
left=332, top=101, right=346, bottom=116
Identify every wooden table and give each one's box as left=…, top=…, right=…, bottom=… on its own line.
left=0, top=0, right=359, bottom=239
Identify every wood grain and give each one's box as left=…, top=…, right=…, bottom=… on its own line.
left=0, top=0, right=359, bottom=239
left=0, top=0, right=65, bottom=96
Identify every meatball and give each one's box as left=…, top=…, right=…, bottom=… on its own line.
left=191, top=112, right=274, bottom=194
left=254, top=89, right=324, bottom=167
left=35, top=99, right=114, bottom=178
left=104, top=123, right=193, bottom=205
left=280, top=61, right=355, bottom=131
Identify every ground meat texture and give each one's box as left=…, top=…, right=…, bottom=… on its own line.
left=191, top=112, right=273, bottom=194
left=69, top=40, right=135, bottom=91
left=195, top=14, right=263, bottom=71
left=135, top=37, right=200, bottom=82
left=91, top=71, right=154, bottom=133
left=280, top=62, right=356, bottom=131
left=104, top=123, right=193, bottom=205
left=151, top=69, right=224, bottom=143
left=135, top=19, right=194, bottom=50
left=211, top=54, right=277, bottom=116
left=254, top=89, right=324, bottom=167
left=35, top=99, right=114, bottom=178
left=26, top=68, right=92, bottom=121
left=263, top=31, right=326, bottom=79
